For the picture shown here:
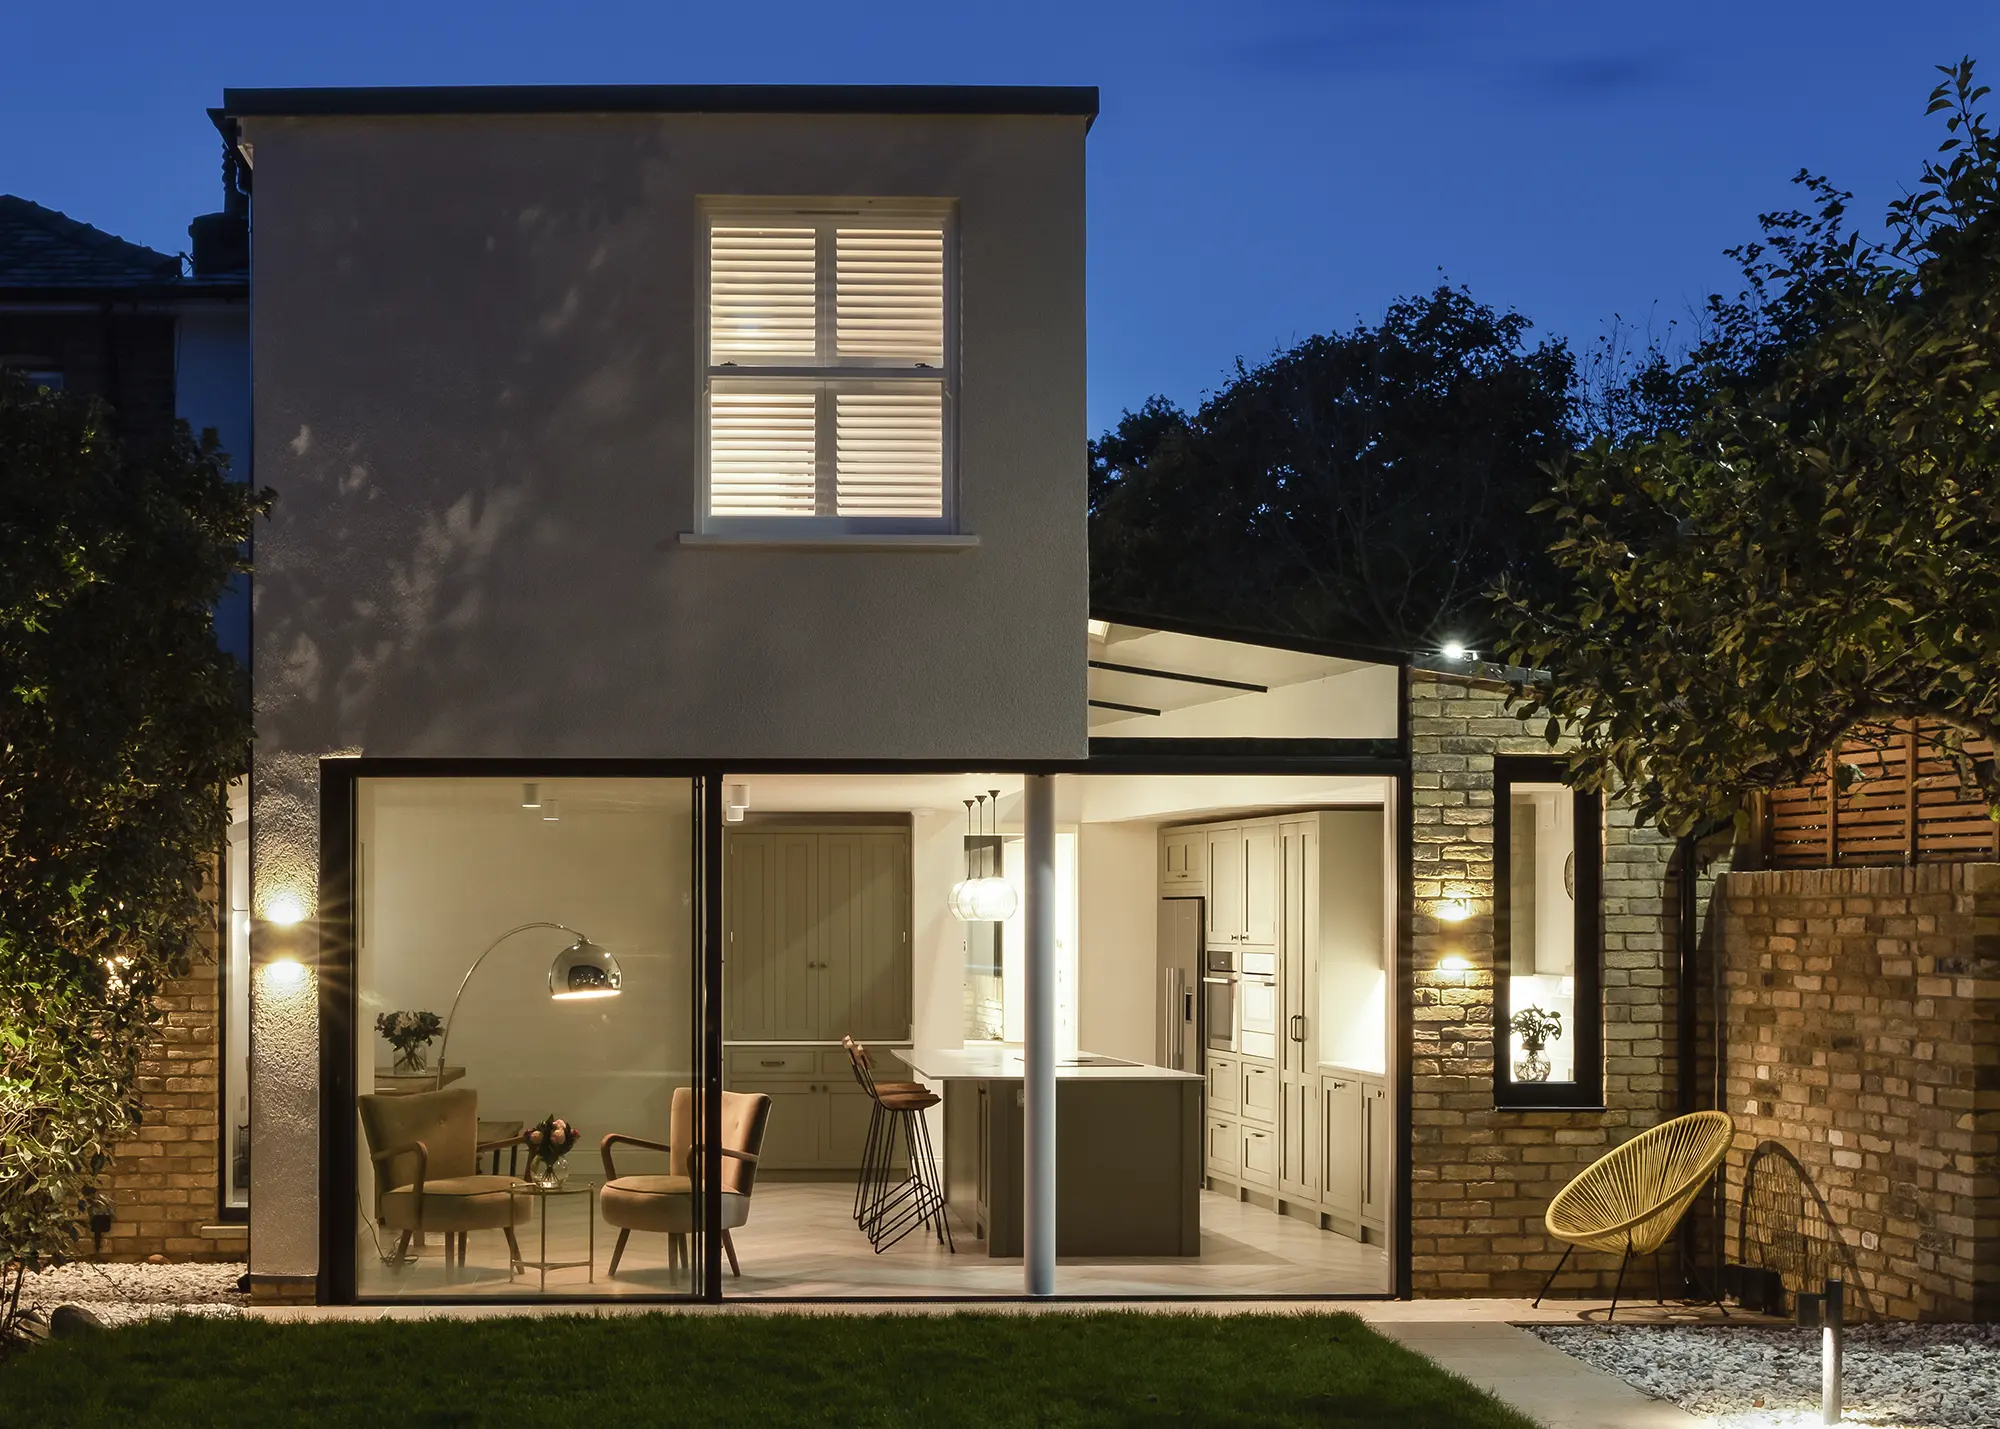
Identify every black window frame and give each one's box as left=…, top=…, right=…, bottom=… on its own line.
left=1491, top=755, right=1603, bottom=1110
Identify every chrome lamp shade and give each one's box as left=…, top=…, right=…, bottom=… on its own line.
left=549, top=936, right=623, bottom=1001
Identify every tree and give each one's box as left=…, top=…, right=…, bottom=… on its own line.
left=1090, top=285, right=1577, bottom=653
left=1498, top=60, right=2000, bottom=836
left=0, top=372, right=268, bottom=1338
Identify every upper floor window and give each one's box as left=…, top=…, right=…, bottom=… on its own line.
left=703, top=202, right=954, bottom=533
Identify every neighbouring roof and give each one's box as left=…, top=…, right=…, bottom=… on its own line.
left=217, top=83, right=1099, bottom=126
left=0, top=195, right=183, bottom=289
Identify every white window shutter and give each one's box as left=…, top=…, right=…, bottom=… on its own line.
left=710, top=227, right=817, bottom=361
left=709, top=388, right=819, bottom=515
left=835, top=385, right=943, bottom=517
left=836, top=228, right=945, bottom=365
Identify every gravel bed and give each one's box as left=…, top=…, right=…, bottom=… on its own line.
left=1531, top=1323, right=2000, bottom=1429
left=14, top=1261, right=248, bottom=1328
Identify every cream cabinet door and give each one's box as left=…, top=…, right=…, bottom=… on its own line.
left=1204, top=827, right=1243, bottom=949
left=1241, top=822, right=1279, bottom=950
left=1320, top=1074, right=1362, bottom=1222
left=1160, top=829, right=1205, bottom=894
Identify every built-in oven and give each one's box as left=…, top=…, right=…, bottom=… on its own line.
left=1239, top=975, right=1278, bottom=1060
left=1202, top=975, right=1237, bottom=1053
left=1204, top=936, right=1235, bottom=975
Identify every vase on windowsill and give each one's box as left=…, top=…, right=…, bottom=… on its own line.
left=1509, top=1004, right=1562, bottom=1086
left=1514, top=1049, right=1551, bottom=1083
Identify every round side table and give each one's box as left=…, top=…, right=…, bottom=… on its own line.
left=508, top=1181, right=596, bottom=1290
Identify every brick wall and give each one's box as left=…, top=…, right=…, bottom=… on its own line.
left=1409, top=669, right=1689, bottom=1295
left=1717, top=863, right=2000, bottom=1319
left=98, top=875, right=232, bottom=1262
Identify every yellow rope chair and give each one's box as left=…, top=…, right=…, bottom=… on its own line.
left=1534, top=1109, right=1735, bottom=1318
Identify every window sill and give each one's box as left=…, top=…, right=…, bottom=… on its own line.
left=1493, top=1102, right=1608, bottom=1114
left=678, top=531, right=980, bottom=552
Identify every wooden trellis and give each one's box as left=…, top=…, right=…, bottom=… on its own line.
left=1764, top=719, right=2000, bottom=867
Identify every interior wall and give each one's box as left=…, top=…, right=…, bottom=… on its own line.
left=1317, top=808, right=1389, bottom=1073
left=1078, top=821, right=1158, bottom=1063
left=355, top=778, right=694, bottom=1216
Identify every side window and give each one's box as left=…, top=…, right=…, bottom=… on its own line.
left=703, top=204, right=953, bottom=533
left=1493, top=756, right=1603, bottom=1108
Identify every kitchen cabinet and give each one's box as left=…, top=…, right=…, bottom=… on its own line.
left=1360, top=1074, right=1388, bottom=1236
left=1239, top=1123, right=1276, bottom=1188
left=1205, top=1051, right=1240, bottom=1115
left=1205, top=1114, right=1239, bottom=1180
left=1202, top=824, right=1278, bottom=956
left=1277, top=819, right=1319, bottom=1205
left=727, top=1043, right=910, bottom=1171
left=725, top=827, right=911, bottom=1043
left=1277, top=1074, right=1318, bottom=1207
left=1160, top=828, right=1205, bottom=895
left=1318, top=1072, right=1362, bottom=1224
left=1239, top=1062, right=1277, bottom=1127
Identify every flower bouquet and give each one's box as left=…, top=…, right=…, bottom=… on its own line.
left=525, top=1114, right=581, bottom=1189
left=375, top=1010, right=443, bottom=1073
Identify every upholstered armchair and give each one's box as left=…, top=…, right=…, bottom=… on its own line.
left=600, top=1087, right=771, bottom=1278
left=357, top=1087, right=530, bottom=1270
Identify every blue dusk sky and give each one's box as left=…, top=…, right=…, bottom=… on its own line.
left=8, top=1, right=1997, bottom=434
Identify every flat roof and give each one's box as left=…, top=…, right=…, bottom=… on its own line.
left=218, top=84, right=1098, bottom=125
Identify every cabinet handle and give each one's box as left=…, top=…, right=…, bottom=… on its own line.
left=760, top=1060, right=784, bottom=1067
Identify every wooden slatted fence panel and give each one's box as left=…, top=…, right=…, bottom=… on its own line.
left=1765, top=720, right=1998, bottom=867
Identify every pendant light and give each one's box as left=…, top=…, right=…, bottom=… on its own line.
left=948, top=798, right=983, bottom=921
left=949, top=789, right=1019, bottom=923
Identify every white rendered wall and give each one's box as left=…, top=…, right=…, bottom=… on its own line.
left=242, top=107, right=1091, bottom=1280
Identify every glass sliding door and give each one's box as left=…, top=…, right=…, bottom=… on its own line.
left=351, top=776, right=700, bottom=1299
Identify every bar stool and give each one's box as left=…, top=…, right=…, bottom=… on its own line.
left=846, top=1040, right=953, bottom=1254
left=841, top=1037, right=924, bottom=1225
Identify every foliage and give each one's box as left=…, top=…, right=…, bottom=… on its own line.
left=1090, top=285, right=1576, bottom=653
left=524, top=1114, right=581, bottom=1175
left=1498, top=60, right=2000, bottom=834
left=0, top=1311, right=1540, bottom=1428
left=0, top=372, right=268, bottom=1333
left=1508, top=1005, right=1562, bottom=1051
left=373, top=1010, right=441, bottom=1059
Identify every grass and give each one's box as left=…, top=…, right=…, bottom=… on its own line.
left=2, top=1310, right=1539, bottom=1428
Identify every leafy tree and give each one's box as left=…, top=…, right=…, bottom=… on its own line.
left=1499, top=60, right=2000, bottom=835
left=1090, top=285, right=1576, bottom=653
left=0, top=372, right=267, bottom=1337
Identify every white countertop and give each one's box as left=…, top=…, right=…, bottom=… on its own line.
left=899, top=1046, right=1202, bottom=1083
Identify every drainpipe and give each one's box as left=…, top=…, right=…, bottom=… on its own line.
left=1022, top=775, right=1057, bottom=1296
left=1676, top=834, right=1698, bottom=1115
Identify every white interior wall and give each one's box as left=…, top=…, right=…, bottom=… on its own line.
left=1316, top=808, right=1389, bottom=1073
left=355, top=779, right=693, bottom=1217
left=1077, top=821, right=1157, bottom=1063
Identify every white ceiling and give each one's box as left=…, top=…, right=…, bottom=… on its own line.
left=728, top=772, right=1390, bottom=827
left=1087, top=622, right=1388, bottom=732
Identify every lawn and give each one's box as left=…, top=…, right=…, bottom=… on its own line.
left=3, top=1310, right=1538, bottom=1428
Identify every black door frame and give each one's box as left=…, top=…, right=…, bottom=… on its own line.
left=315, top=745, right=1414, bottom=1304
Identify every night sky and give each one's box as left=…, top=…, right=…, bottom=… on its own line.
left=10, top=1, right=1997, bottom=433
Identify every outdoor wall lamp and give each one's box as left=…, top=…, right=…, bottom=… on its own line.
left=1435, top=897, right=1473, bottom=923
left=435, top=923, right=621, bottom=1087
left=1435, top=952, right=1474, bottom=978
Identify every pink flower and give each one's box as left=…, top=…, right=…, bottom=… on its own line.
left=528, top=1129, right=541, bottom=1143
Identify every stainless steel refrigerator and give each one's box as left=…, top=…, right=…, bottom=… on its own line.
left=1157, top=897, right=1205, bottom=1072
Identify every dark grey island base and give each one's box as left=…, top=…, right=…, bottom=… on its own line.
left=898, top=1047, right=1204, bottom=1258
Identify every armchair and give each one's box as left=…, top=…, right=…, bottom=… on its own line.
left=600, top=1087, right=771, bottom=1279
left=358, top=1087, right=530, bottom=1271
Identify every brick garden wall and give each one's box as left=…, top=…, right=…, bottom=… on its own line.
left=1409, top=669, right=1694, bottom=1295
left=1717, top=863, right=2000, bottom=1319
left=97, top=873, right=233, bottom=1262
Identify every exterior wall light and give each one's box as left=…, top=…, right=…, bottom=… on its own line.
left=1436, top=952, right=1474, bottom=977
left=1441, top=641, right=1474, bottom=662
left=264, top=894, right=308, bottom=927
left=1436, top=897, right=1473, bottom=923
left=263, top=957, right=309, bottom=990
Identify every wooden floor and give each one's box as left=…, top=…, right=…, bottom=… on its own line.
left=354, top=1181, right=1389, bottom=1301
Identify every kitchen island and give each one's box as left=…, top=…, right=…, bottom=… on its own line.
left=897, top=1047, right=1204, bottom=1258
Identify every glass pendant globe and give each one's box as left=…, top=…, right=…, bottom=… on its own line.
left=947, top=879, right=983, bottom=921
left=967, top=876, right=1018, bottom=922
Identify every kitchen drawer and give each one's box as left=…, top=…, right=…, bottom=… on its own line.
left=1240, top=1124, right=1276, bottom=1188
left=728, top=1046, right=817, bottom=1078
left=1206, top=1053, right=1240, bottom=1113
left=1240, top=1063, right=1277, bottom=1126
left=1205, top=1115, right=1239, bottom=1179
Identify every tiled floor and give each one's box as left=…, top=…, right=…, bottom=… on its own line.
left=353, top=1179, right=1389, bottom=1300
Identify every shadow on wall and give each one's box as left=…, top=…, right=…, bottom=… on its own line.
left=1729, top=1139, right=1874, bottom=1321
left=254, top=124, right=736, bottom=758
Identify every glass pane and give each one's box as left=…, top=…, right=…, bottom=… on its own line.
left=354, top=777, right=697, bottom=1299
left=1506, top=784, right=1577, bottom=1086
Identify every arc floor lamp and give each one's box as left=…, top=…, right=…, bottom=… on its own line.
left=433, top=922, right=623, bottom=1088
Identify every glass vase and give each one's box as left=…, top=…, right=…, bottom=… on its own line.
left=391, top=1045, right=428, bottom=1074
left=528, top=1154, right=569, bottom=1190
left=1515, top=1048, right=1550, bottom=1083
